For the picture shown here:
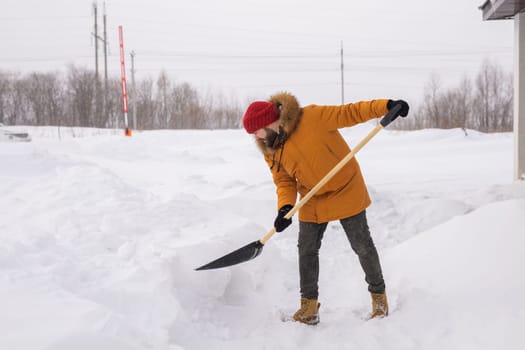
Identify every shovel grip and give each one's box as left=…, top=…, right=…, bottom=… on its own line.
left=380, top=103, right=402, bottom=127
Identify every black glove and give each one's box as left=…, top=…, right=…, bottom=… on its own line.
left=274, top=204, right=293, bottom=232
left=387, top=99, right=410, bottom=117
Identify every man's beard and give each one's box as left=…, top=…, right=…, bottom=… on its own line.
left=263, top=128, right=281, bottom=149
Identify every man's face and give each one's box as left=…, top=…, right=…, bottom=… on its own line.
left=254, top=127, right=279, bottom=148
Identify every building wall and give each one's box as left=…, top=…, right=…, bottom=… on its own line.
left=515, top=12, right=525, bottom=180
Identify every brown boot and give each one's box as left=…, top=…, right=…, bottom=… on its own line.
left=293, top=297, right=321, bottom=325
left=370, top=292, right=389, bottom=319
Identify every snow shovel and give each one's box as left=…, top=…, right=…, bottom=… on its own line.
left=195, top=104, right=403, bottom=271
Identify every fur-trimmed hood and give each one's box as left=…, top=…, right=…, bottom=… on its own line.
left=268, top=92, right=302, bottom=135
left=256, top=92, right=302, bottom=155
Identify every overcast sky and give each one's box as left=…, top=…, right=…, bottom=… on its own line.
left=0, top=0, right=515, bottom=107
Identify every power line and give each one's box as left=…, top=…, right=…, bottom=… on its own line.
left=0, top=15, right=89, bottom=21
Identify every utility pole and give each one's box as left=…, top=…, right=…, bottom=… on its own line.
left=102, top=3, right=108, bottom=121
left=103, top=3, right=108, bottom=89
left=340, top=41, right=345, bottom=105
left=92, top=2, right=99, bottom=79
left=92, top=2, right=108, bottom=81
left=92, top=2, right=109, bottom=124
left=131, top=51, right=137, bottom=130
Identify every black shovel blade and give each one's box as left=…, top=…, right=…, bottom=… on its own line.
left=195, top=240, right=264, bottom=271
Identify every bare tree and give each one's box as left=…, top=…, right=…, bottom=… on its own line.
left=23, top=72, right=64, bottom=126
left=203, top=91, right=243, bottom=129
left=499, top=71, right=514, bottom=131
left=422, top=73, right=442, bottom=129
left=155, top=71, right=170, bottom=129
left=436, top=75, right=472, bottom=132
left=10, top=77, right=30, bottom=125
left=66, top=65, right=96, bottom=127
left=44, top=74, right=65, bottom=127
left=473, top=59, right=513, bottom=132
left=454, top=76, right=473, bottom=133
left=135, top=78, right=156, bottom=130
left=0, top=71, right=11, bottom=125
left=104, top=77, right=124, bottom=128
left=170, top=82, right=202, bottom=128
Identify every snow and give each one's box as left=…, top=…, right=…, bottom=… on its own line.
left=1, top=124, right=524, bottom=350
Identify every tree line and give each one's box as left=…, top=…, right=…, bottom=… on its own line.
left=0, top=59, right=513, bottom=132
left=395, top=59, right=513, bottom=132
left=0, top=65, right=243, bottom=130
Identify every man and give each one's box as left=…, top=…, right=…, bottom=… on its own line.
left=242, top=92, right=409, bottom=325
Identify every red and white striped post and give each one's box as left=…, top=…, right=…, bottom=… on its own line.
left=118, top=25, right=131, bottom=137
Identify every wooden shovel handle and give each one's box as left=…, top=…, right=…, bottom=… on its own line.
left=259, top=123, right=383, bottom=244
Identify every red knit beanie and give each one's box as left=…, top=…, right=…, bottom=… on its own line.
left=242, top=101, right=280, bottom=134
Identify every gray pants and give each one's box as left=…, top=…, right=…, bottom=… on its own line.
left=298, top=210, right=385, bottom=299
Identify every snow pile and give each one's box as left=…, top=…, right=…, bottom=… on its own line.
left=1, top=125, right=524, bottom=349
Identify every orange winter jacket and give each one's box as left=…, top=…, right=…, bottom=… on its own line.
left=257, top=92, right=389, bottom=223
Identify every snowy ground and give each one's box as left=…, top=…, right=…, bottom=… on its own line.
left=1, top=124, right=524, bottom=350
